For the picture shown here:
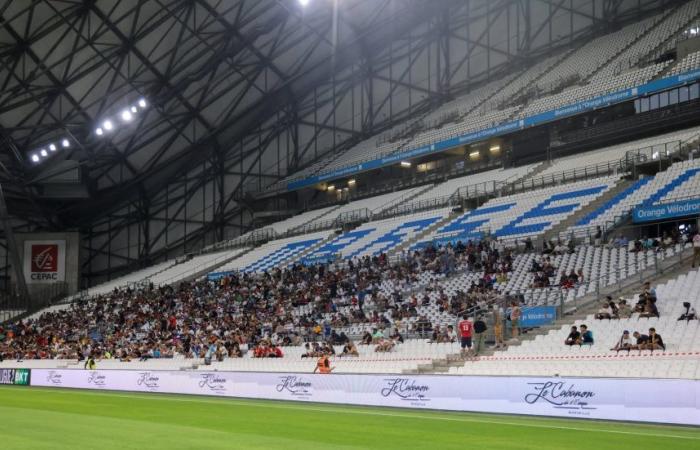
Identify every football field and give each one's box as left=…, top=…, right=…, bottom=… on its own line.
left=1, top=385, right=699, bottom=449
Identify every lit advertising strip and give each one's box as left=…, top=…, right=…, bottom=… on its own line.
left=287, top=69, right=700, bottom=191
left=0, top=368, right=30, bottom=385
left=633, top=198, right=700, bottom=223
left=30, top=369, right=700, bottom=425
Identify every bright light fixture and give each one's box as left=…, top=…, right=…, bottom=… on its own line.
left=103, top=120, right=113, bottom=131
left=121, top=110, right=133, bottom=122
left=469, top=151, right=480, bottom=158
left=40, top=149, right=48, bottom=157
left=299, top=0, right=310, bottom=6
left=348, top=179, right=356, bottom=186
left=138, top=98, right=147, bottom=108
left=62, top=139, right=70, bottom=148
left=95, top=127, right=104, bottom=136
left=327, top=184, right=335, bottom=191
left=131, top=106, right=138, bottom=113
left=49, top=143, right=57, bottom=151
left=489, top=145, right=500, bottom=153
left=400, top=161, right=411, bottom=168
left=31, top=154, right=40, bottom=163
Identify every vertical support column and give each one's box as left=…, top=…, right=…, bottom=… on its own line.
left=0, top=184, right=29, bottom=305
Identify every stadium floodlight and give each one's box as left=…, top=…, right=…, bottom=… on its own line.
left=131, top=106, right=138, bottom=113
left=299, top=0, right=310, bottom=6
left=121, top=110, right=133, bottom=122
left=138, top=98, right=147, bottom=108
left=40, top=149, right=48, bottom=157
left=49, top=143, right=57, bottom=152
left=61, top=138, right=70, bottom=148
left=31, top=154, right=40, bottom=163
left=103, top=120, right=113, bottom=131
left=95, top=127, right=104, bottom=136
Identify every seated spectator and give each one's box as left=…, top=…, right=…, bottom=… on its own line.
left=445, top=325, right=457, bottom=343
left=340, top=341, right=359, bottom=357
left=568, top=269, right=578, bottom=284
left=616, top=298, right=631, bottom=318
left=579, top=324, right=593, bottom=345
left=611, top=330, right=633, bottom=352
left=678, top=302, right=697, bottom=321
left=647, top=328, right=665, bottom=351
left=596, top=296, right=618, bottom=320
left=564, top=326, right=580, bottom=346
left=375, top=337, right=395, bottom=352
left=635, top=281, right=657, bottom=313
left=371, top=328, right=385, bottom=343
left=632, top=331, right=649, bottom=350
left=639, top=300, right=659, bottom=318
left=389, top=328, right=404, bottom=343
left=361, top=330, right=372, bottom=345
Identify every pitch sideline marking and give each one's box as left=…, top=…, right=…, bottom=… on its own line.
left=6, top=386, right=700, bottom=441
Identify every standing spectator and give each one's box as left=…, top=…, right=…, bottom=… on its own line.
left=510, top=302, right=521, bottom=340
left=473, top=316, right=487, bottom=354
left=564, top=326, right=580, bottom=346
left=491, top=304, right=505, bottom=349
left=457, top=315, right=474, bottom=357
left=693, top=232, right=700, bottom=268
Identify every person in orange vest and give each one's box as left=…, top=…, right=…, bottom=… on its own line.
left=313, top=352, right=333, bottom=374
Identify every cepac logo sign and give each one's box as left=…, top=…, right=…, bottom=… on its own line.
left=524, top=381, right=596, bottom=414
left=24, top=240, right=66, bottom=283
left=276, top=376, right=312, bottom=397
left=381, top=378, right=430, bottom=404
left=31, top=245, right=58, bottom=272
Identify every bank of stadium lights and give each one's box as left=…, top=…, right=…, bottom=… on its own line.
left=28, top=137, right=73, bottom=164
left=298, top=0, right=310, bottom=6
left=94, top=97, right=148, bottom=136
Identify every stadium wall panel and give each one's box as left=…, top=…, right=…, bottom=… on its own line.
left=27, top=368, right=700, bottom=426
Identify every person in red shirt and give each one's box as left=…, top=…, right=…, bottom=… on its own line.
left=458, top=315, right=474, bottom=357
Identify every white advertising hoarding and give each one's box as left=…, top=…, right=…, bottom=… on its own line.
left=23, top=240, right=66, bottom=283
left=30, top=369, right=700, bottom=426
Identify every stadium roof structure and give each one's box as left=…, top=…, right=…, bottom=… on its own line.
left=0, top=0, right=674, bottom=275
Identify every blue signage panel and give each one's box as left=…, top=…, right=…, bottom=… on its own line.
left=517, top=306, right=557, bottom=328
left=287, top=69, right=700, bottom=192
left=207, top=271, right=235, bottom=281
left=633, top=198, right=700, bottom=223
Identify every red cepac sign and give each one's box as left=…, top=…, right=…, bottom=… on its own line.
left=31, top=244, right=58, bottom=272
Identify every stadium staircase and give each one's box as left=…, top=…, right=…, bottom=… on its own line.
left=543, top=178, right=635, bottom=242
left=285, top=233, right=340, bottom=266
left=286, top=204, right=344, bottom=236
left=408, top=245, right=696, bottom=374
left=506, top=161, right=550, bottom=187
left=160, top=247, right=257, bottom=286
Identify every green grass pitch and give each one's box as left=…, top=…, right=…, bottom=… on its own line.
left=1, top=385, right=699, bottom=449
